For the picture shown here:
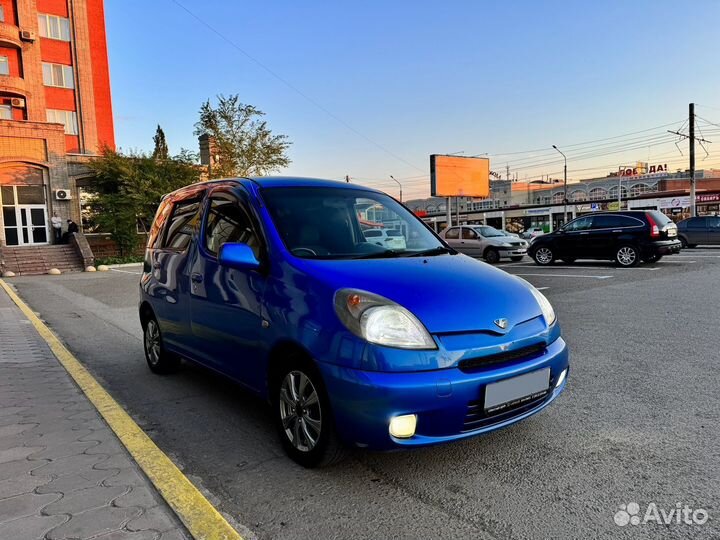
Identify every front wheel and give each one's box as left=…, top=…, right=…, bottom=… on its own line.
left=532, top=246, right=555, bottom=266
left=273, top=361, right=347, bottom=468
left=143, top=317, right=180, bottom=374
left=615, top=245, right=640, bottom=267
left=484, top=248, right=500, bottom=264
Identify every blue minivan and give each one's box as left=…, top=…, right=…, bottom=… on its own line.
left=140, top=177, right=569, bottom=467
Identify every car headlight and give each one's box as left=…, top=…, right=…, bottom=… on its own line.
left=334, top=289, right=436, bottom=349
left=529, top=286, right=556, bottom=326
left=500, top=242, right=512, bottom=247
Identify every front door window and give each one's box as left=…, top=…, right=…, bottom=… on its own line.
left=1, top=186, right=48, bottom=246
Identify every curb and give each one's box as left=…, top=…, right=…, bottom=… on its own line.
left=106, top=262, right=144, bottom=268
left=0, top=279, right=244, bottom=540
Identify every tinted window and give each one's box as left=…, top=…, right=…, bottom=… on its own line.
left=386, top=230, right=403, bottom=237
left=204, top=194, right=261, bottom=258
left=462, top=228, right=477, bottom=239
left=564, top=217, right=592, bottom=231
left=444, top=227, right=460, bottom=239
left=163, top=199, right=202, bottom=250
left=364, top=230, right=382, bottom=237
left=707, top=217, right=720, bottom=229
left=647, top=211, right=672, bottom=226
left=591, top=215, right=642, bottom=229
left=148, top=199, right=172, bottom=248
left=688, top=217, right=707, bottom=229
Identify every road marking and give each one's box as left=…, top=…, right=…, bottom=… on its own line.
left=659, top=260, right=696, bottom=264
left=0, top=279, right=243, bottom=540
left=672, top=255, right=720, bottom=258
left=110, top=268, right=142, bottom=275
left=510, top=273, right=613, bottom=279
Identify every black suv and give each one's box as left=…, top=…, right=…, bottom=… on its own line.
left=528, top=211, right=681, bottom=267
left=676, top=216, right=720, bottom=248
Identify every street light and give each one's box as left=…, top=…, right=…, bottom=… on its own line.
left=389, top=175, right=403, bottom=202
left=552, top=145, right=568, bottom=225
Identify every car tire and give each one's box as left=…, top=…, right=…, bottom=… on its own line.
left=484, top=248, right=500, bottom=264
left=272, top=357, right=347, bottom=468
left=143, top=316, right=180, bottom=374
left=532, top=246, right=555, bottom=266
left=679, top=236, right=688, bottom=249
left=643, top=254, right=663, bottom=263
left=510, top=256, right=524, bottom=262
left=615, top=245, right=640, bottom=267
left=561, top=257, right=576, bottom=264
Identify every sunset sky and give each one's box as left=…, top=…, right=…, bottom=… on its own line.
left=106, top=0, right=720, bottom=200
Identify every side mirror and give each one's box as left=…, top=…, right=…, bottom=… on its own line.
left=218, top=243, right=261, bottom=271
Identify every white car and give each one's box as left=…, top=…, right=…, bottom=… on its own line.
left=440, top=225, right=529, bottom=263
left=363, top=228, right=407, bottom=250
left=521, top=227, right=546, bottom=240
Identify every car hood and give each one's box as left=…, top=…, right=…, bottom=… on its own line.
left=297, top=254, right=543, bottom=334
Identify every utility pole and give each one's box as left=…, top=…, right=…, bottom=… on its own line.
left=552, top=145, right=568, bottom=225
left=389, top=175, right=402, bottom=202
left=689, top=103, right=696, bottom=217
left=345, top=175, right=350, bottom=183
left=667, top=103, right=710, bottom=217
left=506, top=164, right=510, bottom=181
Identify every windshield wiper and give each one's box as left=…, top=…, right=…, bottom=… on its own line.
left=353, top=250, right=403, bottom=259
left=405, top=246, right=455, bottom=257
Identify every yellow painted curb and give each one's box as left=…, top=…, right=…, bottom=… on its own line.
left=0, top=279, right=243, bottom=540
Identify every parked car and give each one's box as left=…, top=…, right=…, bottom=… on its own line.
left=528, top=211, right=680, bottom=267
left=520, top=227, right=546, bottom=240
left=440, top=225, right=529, bottom=263
left=363, top=228, right=407, bottom=250
left=676, top=216, right=720, bottom=247
left=140, top=177, right=569, bottom=467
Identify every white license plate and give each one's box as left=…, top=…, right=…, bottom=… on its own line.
left=484, top=368, right=550, bottom=414
left=667, top=229, right=677, bottom=237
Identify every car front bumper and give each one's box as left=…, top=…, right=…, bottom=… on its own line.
left=499, top=248, right=528, bottom=257
left=319, top=337, right=569, bottom=450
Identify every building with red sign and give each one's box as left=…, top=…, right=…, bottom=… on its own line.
left=0, top=0, right=114, bottom=247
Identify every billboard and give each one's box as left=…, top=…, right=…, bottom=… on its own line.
left=430, top=155, right=490, bottom=197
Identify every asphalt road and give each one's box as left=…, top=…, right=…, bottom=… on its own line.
left=8, top=248, right=720, bottom=540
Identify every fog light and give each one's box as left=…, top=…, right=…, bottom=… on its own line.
left=555, top=368, right=568, bottom=388
left=389, top=414, right=417, bottom=438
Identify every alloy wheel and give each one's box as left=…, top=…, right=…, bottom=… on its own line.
left=535, top=247, right=553, bottom=264
left=617, top=246, right=637, bottom=266
left=145, top=320, right=161, bottom=366
left=279, top=371, right=322, bottom=452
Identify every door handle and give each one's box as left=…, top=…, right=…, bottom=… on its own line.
left=191, top=273, right=203, bottom=283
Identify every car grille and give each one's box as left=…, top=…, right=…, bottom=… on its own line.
left=461, top=383, right=553, bottom=433
left=509, top=241, right=524, bottom=247
left=457, top=343, right=547, bottom=373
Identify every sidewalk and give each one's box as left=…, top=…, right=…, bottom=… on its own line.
left=0, top=286, right=191, bottom=540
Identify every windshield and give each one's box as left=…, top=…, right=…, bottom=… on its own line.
left=261, top=187, right=447, bottom=259
left=473, top=226, right=506, bottom=237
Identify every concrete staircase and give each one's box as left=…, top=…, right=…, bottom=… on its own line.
left=0, top=245, right=85, bottom=276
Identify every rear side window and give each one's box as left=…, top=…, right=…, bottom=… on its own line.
left=688, top=217, right=707, bottom=229
left=148, top=199, right=172, bottom=248
left=646, top=211, right=672, bottom=226
left=707, top=217, right=720, bottom=229
left=591, top=215, right=642, bottom=229
left=445, top=227, right=460, bottom=239
left=163, top=199, right=203, bottom=250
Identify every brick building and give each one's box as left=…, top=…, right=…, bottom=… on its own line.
left=0, top=0, right=113, bottom=247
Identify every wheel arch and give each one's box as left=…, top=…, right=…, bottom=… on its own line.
left=139, top=301, right=155, bottom=328
left=265, top=339, right=319, bottom=399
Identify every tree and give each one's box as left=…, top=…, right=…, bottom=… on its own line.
left=194, top=94, right=291, bottom=178
left=152, top=125, right=169, bottom=160
left=86, top=148, right=201, bottom=256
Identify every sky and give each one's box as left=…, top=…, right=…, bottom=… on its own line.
left=105, top=0, right=720, bottom=200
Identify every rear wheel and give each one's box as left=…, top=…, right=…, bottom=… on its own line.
left=273, top=358, right=347, bottom=468
left=532, top=246, right=555, bottom=266
left=615, top=245, right=640, bottom=267
left=484, top=248, right=500, bottom=264
left=143, top=317, right=180, bottom=374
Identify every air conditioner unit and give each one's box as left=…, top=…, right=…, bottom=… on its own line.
left=19, top=30, right=36, bottom=42
left=54, top=189, right=72, bottom=201
left=10, top=98, right=25, bottom=108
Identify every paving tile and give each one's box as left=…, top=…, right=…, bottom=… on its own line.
left=33, top=452, right=106, bottom=477
left=159, top=529, right=193, bottom=540
left=44, top=485, right=129, bottom=516
left=0, top=446, right=44, bottom=465
left=0, top=492, right=59, bottom=524
left=0, top=474, right=52, bottom=500
left=94, top=530, right=159, bottom=540
left=47, top=505, right=141, bottom=540
left=114, top=486, right=161, bottom=509
left=0, top=513, right=67, bottom=540
left=126, top=506, right=179, bottom=533
left=0, top=458, right=49, bottom=482
left=36, top=469, right=117, bottom=495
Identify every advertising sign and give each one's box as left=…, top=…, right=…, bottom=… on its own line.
left=430, top=155, right=490, bottom=198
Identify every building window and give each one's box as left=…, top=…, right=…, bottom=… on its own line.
left=38, top=14, right=71, bottom=41
left=42, top=63, right=74, bottom=88
left=0, top=56, right=8, bottom=76
left=47, top=109, right=78, bottom=135
left=0, top=105, right=11, bottom=120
